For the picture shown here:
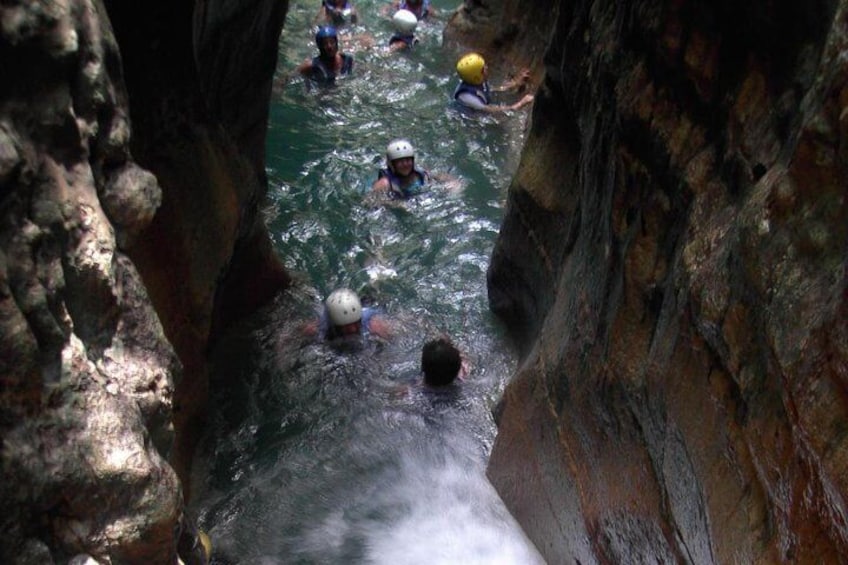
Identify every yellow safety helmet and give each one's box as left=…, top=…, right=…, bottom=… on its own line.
left=456, top=53, right=486, bottom=85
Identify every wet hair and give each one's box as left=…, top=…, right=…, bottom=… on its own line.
left=421, top=337, right=462, bottom=386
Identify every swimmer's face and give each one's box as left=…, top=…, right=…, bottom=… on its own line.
left=390, top=157, right=414, bottom=176
left=336, top=321, right=360, bottom=335
left=319, top=37, right=338, bottom=56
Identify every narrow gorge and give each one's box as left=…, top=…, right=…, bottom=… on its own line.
left=1, top=0, right=845, bottom=563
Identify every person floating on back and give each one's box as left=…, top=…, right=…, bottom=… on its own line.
left=453, top=52, right=534, bottom=114
left=388, top=9, right=418, bottom=51
left=297, top=26, right=354, bottom=85
left=317, top=0, right=358, bottom=26
left=421, top=336, right=468, bottom=387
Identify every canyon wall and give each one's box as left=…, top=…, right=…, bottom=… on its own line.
left=0, top=0, right=288, bottom=561
left=481, top=0, right=848, bottom=562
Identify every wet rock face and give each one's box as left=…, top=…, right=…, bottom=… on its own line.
left=0, top=1, right=183, bottom=561
left=1, top=0, right=288, bottom=562
left=105, top=0, right=291, bottom=495
left=484, top=0, right=848, bottom=562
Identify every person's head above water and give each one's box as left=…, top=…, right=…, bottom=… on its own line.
left=315, top=25, right=339, bottom=58
left=392, top=9, right=418, bottom=34
left=386, top=138, right=415, bottom=175
left=456, top=52, right=487, bottom=85
left=421, top=337, right=462, bottom=387
left=325, top=288, right=362, bottom=335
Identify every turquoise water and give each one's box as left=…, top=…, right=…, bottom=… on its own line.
left=192, top=1, right=543, bottom=563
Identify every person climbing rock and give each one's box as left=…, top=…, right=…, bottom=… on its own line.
left=453, top=52, right=534, bottom=113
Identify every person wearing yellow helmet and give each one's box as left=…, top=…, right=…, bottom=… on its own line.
left=453, top=52, right=534, bottom=113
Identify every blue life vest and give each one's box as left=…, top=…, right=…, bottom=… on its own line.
left=308, top=53, right=354, bottom=84
left=453, top=80, right=491, bottom=106
left=399, top=0, right=430, bottom=20
left=377, top=167, right=429, bottom=199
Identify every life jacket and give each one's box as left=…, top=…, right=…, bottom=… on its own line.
left=453, top=80, right=491, bottom=107
left=308, top=53, right=354, bottom=84
left=389, top=33, right=418, bottom=49
left=399, top=0, right=430, bottom=20
left=377, top=167, right=429, bottom=199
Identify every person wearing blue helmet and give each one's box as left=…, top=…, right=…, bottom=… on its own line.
left=297, top=26, right=354, bottom=84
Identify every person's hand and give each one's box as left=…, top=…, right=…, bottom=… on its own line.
left=505, top=68, right=531, bottom=90
left=515, top=68, right=531, bottom=86
left=510, top=93, right=534, bottom=111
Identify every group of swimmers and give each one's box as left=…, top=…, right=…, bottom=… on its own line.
left=296, top=0, right=534, bottom=113
left=294, top=0, right=533, bottom=387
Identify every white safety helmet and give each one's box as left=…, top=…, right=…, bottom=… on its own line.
left=392, top=9, right=418, bottom=34
left=386, top=139, right=415, bottom=162
left=325, top=288, right=362, bottom=326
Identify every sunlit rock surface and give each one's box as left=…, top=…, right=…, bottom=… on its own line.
left=1, top=0, right=288, bottom=562
left=483, top=0, right=848, bottom=562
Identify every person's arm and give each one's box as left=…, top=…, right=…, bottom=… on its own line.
left=379, top=1, right=399, bottom=16
left=430, top=171, right=464, bottom=193
left=474, top=93, right=534, bottom=114
left=368, top=315, right=393, bottom=339
left=458, top=357, right=470, bottom=380
left=296, top=58, right=313, bottom=77
left=371, top=176, right=390, bottom=194
left=315, top=5, right=328, bottom=25
left=492, top=68, right=531, bottom=93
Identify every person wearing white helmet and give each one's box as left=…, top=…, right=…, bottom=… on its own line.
left=371, top=139, right=431, bottom=199
left=381, top=0, right=436, bottom=21
left=453, top=52, right=534, bottom=114
left=388, top=9, right=419, bottom=51
left=310, top=288, right=392, bottom=341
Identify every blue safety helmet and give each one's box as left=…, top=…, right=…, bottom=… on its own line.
left=315, top=26, right=338, bottom=48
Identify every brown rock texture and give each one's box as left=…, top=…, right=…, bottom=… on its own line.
left=1, top=0, right=288, bottom=562
left=483, top=0, right=848, bottom=562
